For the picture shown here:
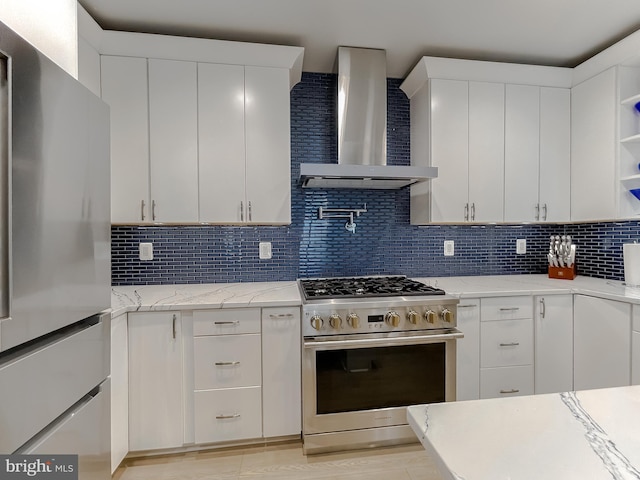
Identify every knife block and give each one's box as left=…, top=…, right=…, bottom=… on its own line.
left=548, top=265, right=576, bottom=280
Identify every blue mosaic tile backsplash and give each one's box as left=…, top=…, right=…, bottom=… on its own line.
left=111, top=73, right=640, bottom=285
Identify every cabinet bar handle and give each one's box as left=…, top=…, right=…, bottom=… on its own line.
left=141, top=200, right=146, bottom=221
left=240, top=201, right=244, bottom=222
left=471, top=203, right=475, bottom=221
left=214, top=361, right=240, bottom=366
left=269, top=313, right=294, bottom=319
left=535, top=203, right=540, bottom=221
left=499, top=342, right=520, bottom=347
left=152, top=200, right=156, bottom=221
left=540, top=297, right=546, bottom=319
left=499, top=307, right=520, bottom=311
left=248, top=201, right=252, bottom=221
left=464, top=203, right=469, bottom=221
left=214, top=321, right=240, bottom=325
left=216, top=414, right=241, bottom=420
left=457, top=304, right=477, bottom=309
left=499, top=389, right=520, bottom=394
left=542, top=203, right=548, bottom=221
left=172, top=314, right=177, bottom=339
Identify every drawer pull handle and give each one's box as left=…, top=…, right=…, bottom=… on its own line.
left=499, top=307, right=520, bottom=311
left=216, top=414, right=241, bottom=420
left=215, top=361, right=240, bottom=366
left=269, top=313, right=294, bottom=319
left=214, top=321, right=240, bottom=325
left=457, top=304, right=477, bottom=309
left=499, top=342, right=520, bottom=347
left=500, top=389, right=520, bottom=394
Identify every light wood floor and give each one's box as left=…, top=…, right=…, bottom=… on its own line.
left=113, top=441, right=444, bottom=480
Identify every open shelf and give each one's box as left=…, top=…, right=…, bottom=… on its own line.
left=621, top=93, right=640, bottom=105
left=621, top=133, right=640, bottom=143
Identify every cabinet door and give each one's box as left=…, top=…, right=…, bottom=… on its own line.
left=245, top=66, right=291, bottom=224
left=430, top=79, right=469, bottom=222
left=455, top=300, right=480, bottom=401
left=110, top=314, right=128, bottom=473
left=574, top=295, right=631, bottom=390
left=539, top=88, right=571, bottom=222
left=468, top=82, right=504, bottom=223
left=261, top=307, right=301, bottom=437
left=571, top=68, right=617, bottom=221
left=504, top=84, right=540, bottom=222
left=198, top=63, right=246, bottom=223
left=534, top=295, right=573, bottom=394
left=148, top=59, right=199, bottom=223
left=101, top=56, right=150, bottom=223
left=128, top=312, right=184, bottom=451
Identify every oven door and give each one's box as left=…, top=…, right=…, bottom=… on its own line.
left=302, top=329, right=462, bottom=435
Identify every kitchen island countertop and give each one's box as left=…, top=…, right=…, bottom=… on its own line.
left=408, top=385, right=640, bottom=480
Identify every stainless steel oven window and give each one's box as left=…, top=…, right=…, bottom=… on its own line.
left=315, top=343, right=446, bottom=414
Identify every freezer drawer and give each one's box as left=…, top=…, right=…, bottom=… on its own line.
left=0, top=314, right=109, bottom=453
left=20, top=379, right=110, bottom=480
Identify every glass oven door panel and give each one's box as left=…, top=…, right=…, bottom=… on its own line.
left=316, top=343, right=445, bottom=414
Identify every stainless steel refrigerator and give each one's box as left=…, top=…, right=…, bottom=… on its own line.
left=0, top=20, right=111, bottom=479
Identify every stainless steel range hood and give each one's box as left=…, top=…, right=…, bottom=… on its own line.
left=299, top=47, right=437, bottom=189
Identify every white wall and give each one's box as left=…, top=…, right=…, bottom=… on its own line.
left=1, top=0, right=78, bottom=77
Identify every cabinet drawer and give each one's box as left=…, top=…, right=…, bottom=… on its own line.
left=480, top=296, right=532, bottom=321
left=194, top=387, right=262, bottom=444
left=480, top=365, right=534, bottom=399
left=481, top=318, right=533, bottom=367
left=194, top=334, right=261, bottom=390
left=193, top=309, right=260, bottom=336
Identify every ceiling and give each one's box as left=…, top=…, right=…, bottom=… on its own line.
left=78, top=0, right=640, bottom=78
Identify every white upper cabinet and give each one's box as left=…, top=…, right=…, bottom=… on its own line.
left=570, top=67, right=617, bottom=221
left=198, top=63, right=246, bottom=223
left=539, top=87, right=571, bottom=222
left=99, top=34, right=302, bottom=225
left=402, top=56, right=572, bottom=224
left=429, top=79, right=469, bottom=223
left=504, top=85, right=540, bottom=222
left=101, top=56, right=150, bottom=223
left=148, top=59, right=200, bottom=223
left=468, top=82, right=505, bottom=223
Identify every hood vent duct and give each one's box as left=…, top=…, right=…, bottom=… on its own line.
left=299, top=46, right=437, bottom=189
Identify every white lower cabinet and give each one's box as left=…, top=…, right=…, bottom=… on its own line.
left=194, top=387, right=262, bottom=444
left=574, top=295, right=631, bottom=390
left=632, top=305, right=640, bottom=385
left=479, top=296, right=534, bottom=399
left=480, top=366, right=534, bottom=398
left=455, top=299, right=480, bottom=401
left=534, top=295, right=573, bottom=394
left=261, top=307, right=301, bottom=437
left=192, top=309, right=262, bottom=444
left=128, top=312, right=185, bottom=451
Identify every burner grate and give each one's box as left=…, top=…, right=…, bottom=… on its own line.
left=300, top=276, right=445, bottom=300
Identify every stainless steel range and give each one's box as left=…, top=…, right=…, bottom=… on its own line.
left=299, top=276, right=461, bottom=454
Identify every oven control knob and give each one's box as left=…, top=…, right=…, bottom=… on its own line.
left=407, top=310, right=420, bottom=324
left=425, top=310, right=437, bottom=324
left=310, top=315, right=323, bottom=331
left=441, top=308, right=454, bottom=323
left=329, top=314, right=342, bottom=330
left=347, top=313, right=360, bottom=329
left=385, top=311, right=401, bottom=327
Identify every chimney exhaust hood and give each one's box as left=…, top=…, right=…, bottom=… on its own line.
left=299, top=47, right=437, bottom=189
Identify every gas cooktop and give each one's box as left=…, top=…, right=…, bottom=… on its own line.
left=299, top=276, right=445, bottom=301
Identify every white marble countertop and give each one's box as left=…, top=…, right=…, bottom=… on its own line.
left=110, top=281, right=301, bottom=317
left=408, top=385, right=640, bottom=480
left=110, top=274, right=640, bottom=318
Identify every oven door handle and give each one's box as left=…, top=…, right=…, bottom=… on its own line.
left=304, top=329, right=464, bottom=351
